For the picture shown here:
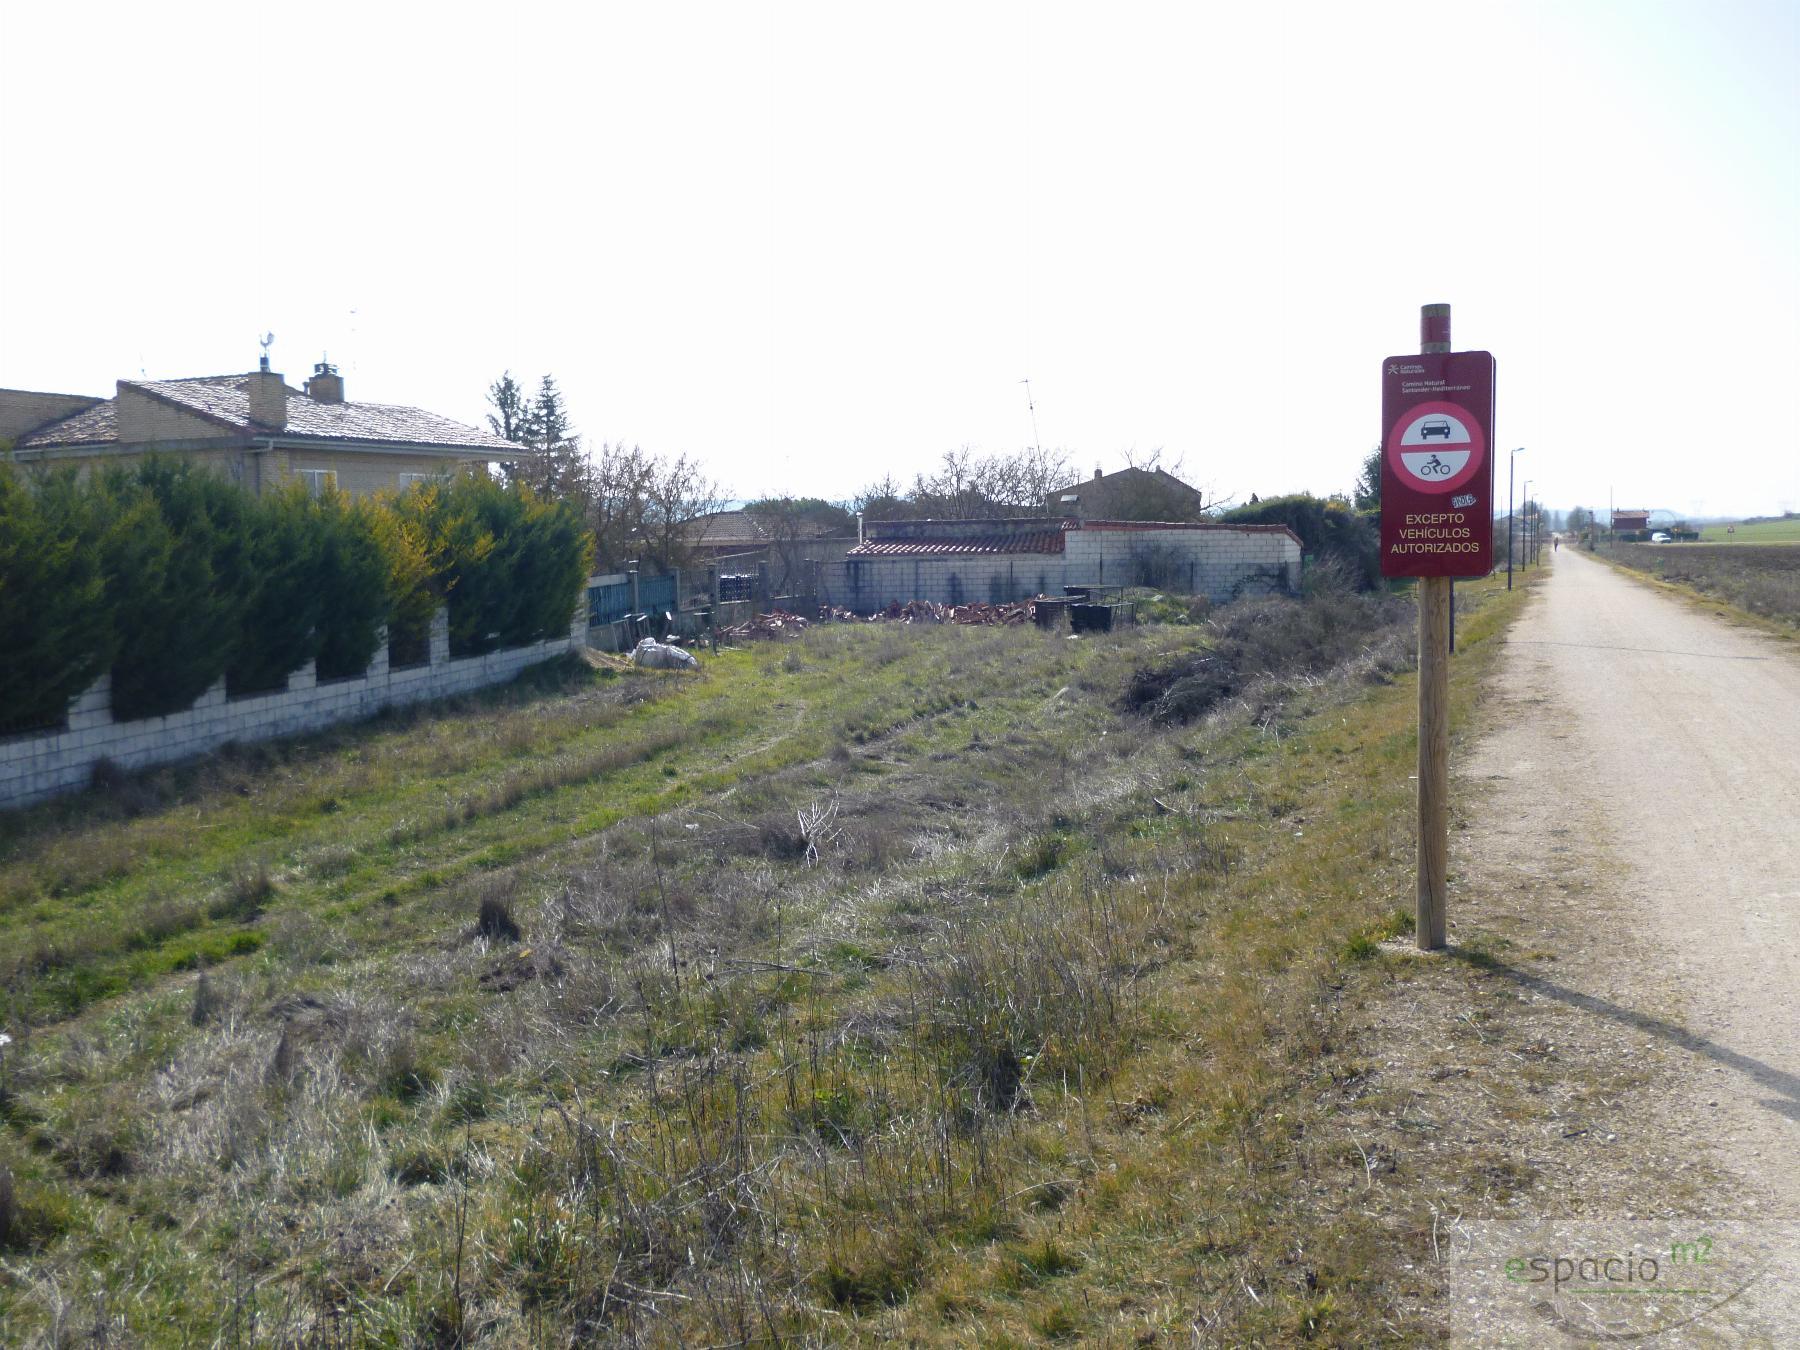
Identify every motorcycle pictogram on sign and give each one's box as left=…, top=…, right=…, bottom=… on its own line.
left=1385, top=400, right=1486, bottom=495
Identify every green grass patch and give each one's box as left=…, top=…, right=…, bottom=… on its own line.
left=0, top=576, right=1542, bottom=1344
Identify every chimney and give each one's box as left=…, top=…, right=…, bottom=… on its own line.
left=247, top=366, right=288, bottom=429
left=1094, top=465, right=1103, bottom=481
left=305, top=359, right=344, bottom=405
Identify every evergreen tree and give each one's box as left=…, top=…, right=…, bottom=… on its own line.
left=104, top=460, right=255, bottom=721
left=486, top=372, right=531, bottom=444
left=0, top=468, right=117, bottom=729
left=523, top=374, right=588, bottom=503
left=486, top=372, right=590, bottom=506
left=1354, top=447, right=1382, bottom=513
left=226, top=484, right=329, bottom=694
left=314, top=491, right=396, bottom=679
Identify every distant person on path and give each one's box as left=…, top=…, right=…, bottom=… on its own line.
left=1554, top=535, right=1560, bottom=552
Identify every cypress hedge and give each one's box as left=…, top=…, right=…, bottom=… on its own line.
left=394, top=473, right=592, bottom=658
left=0, top=469, right=117, bottom=732
left=0, top=460, right=593, bottom=731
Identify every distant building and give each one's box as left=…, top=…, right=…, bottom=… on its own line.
left=1047, top=465, right=1206, bottom=521
left=1, top=359, right=512, bottom=497
left=1610, top=509, right=1652, bottom=534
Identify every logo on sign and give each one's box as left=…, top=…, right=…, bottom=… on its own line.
left=1452, top=492, right=1476, bottom=509
left=1385, top=399, right=1487, bottom=496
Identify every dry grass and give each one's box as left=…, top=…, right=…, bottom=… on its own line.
left=0, top=578, right=1549, bottom=1343
left=1603, top=541, right=1800, bottom=630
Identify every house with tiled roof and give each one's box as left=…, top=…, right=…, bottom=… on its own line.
left=1046, top=465, right=1207, bottom=521
left=684, top=509, right=851, bottom=560
left=0, top=359, right=513, bottom=497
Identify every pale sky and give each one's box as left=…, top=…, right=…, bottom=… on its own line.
left=2, top=1, right=1796, bottom=517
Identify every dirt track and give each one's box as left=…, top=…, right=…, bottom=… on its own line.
left=1464, top=547, right=1800, bottom=1212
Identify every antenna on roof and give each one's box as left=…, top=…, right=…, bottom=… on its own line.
left=258, top=332, right=275, bottom=372
left=1017, top=379, right=1041, bottom=457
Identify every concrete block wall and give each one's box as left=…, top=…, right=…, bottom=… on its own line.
left=1066, top=525, right=1301, bottom=599
left=0, top=606, right=588, bottom=812
left=818, top=525, right=1301, bottom=613
left=827, top=555, right=1059, bottom=610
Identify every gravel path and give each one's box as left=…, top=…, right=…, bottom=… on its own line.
left=1471, top=548, right=1800, bottom=1213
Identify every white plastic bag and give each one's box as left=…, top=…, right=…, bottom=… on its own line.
left=631, top=637, right=699, bottom=670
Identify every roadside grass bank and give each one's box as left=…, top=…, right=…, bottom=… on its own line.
left=1591, top=542, right=1800, bottom=635
left=3, top=572, right=1530, bottom=1343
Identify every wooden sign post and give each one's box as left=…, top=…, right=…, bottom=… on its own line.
left=1416, top=306, right=1452, bottom=950
left=1379, top=305, right=1497, bottom=951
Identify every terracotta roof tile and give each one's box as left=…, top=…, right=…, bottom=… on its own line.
left=848, top=531, right=1066, bottom=557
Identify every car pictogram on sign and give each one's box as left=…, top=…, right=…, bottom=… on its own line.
left=1420, top=418, right=1453, bottom=440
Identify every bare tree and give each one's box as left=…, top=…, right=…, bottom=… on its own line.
left=851, top=474, right=909, bottom=523
left=907, top=446, right=1074, bottom=518
left=640, top=451, right=727, bottom=574
left=587, top=442, right=655, bottom=570
left=744, top=497, right=854, bottom=590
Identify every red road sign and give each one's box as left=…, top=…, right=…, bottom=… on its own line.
left=1380, top=351, right=1496, bottom=578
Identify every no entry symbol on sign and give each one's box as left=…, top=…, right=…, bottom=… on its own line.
left=1386, top=399, right=1487, bottom=495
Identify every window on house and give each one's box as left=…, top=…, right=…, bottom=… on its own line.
left=398, top=472, right=443, bottom=490
left=299, top=469, right=338, bottom=498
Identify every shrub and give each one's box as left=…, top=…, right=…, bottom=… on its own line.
left=4, top=461, right=586, bottom=731
left=0, top=468, right=117, bottom=732
left=370, top=488, right=440, bottom=666
left=315, top=491, right=398, bottom=679
left=1222, top=494, right=1380, bottom=591
left=396, top=472, right=591, bottom=657
left=103, top=459, right=254, bottom=721
left=1123, top=589, right=1412, bottom=724
left=227, top=483, right=329, bottom=695
left=475, top=895, right=522, bottom=942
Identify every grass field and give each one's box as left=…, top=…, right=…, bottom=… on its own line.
left=0, top=577, right=1533, bottom=1344
left=1699, top=517, right=1800, bottom=543
left=1599, top=542, right=1800, bottom=630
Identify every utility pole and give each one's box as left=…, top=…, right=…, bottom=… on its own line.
left=1521, top=481, right=1533, bottom=570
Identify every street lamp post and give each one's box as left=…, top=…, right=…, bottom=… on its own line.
left=1521, top=480, right=1533, bottom=571
left=1507, top=448, right=1524, bottom=590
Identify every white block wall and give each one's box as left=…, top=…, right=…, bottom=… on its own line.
left=828, top=555, right=1062, bottom=610
left=0, top=606, right=588, bottom=811
left=1064, top=525, right=1300, bottom=599
left=820, top=525, right=1300, bottom=611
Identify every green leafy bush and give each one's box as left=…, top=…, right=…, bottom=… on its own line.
left=0, top=468, right=117, bottom=732
left=104, top=460, right=255, bottom=721
left=3, top=461, right=591, bottom=728
left=397, top=472, right=591, bottom=657
left=370, top=488, right=440, bottom=667
left=1222, top=494, right=1380, bottom=591
left=315, top=492, right=399, bottom=679
left=227, top=484, right=328, bottom=695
